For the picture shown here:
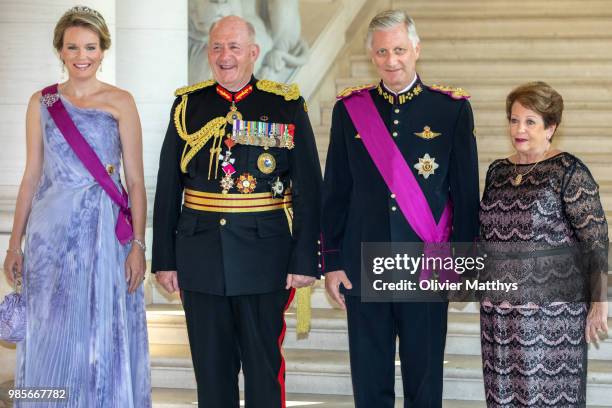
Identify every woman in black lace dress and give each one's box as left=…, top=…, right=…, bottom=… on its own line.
left=479, top=82, right=609, bottom=407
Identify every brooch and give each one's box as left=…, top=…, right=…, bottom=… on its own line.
left=41, top=93, right=59, bottom=107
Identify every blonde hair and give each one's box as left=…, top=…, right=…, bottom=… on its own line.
left=53, top=6, right=111, bottom=52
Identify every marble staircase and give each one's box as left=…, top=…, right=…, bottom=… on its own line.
left=146, top=282, right=612, bottom=407
left=145, top=0, right=612, bottom=406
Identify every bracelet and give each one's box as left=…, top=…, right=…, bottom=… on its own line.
left=131, top=239, right=146, bottom=252
left=6, top=248, right=23, bottom=257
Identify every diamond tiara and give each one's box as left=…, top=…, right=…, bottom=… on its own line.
left=65, top=5, right=102, bottom=18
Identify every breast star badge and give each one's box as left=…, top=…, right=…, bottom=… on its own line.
left=414, top=154, right=439, bottom=179
left=414, top=126, right=441, bottom=140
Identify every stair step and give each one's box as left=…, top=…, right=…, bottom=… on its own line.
left=334, top=78, right=612, bottom=103
left=406, top=17, right=612, bottom=40
left=391, top=0, right=612, bottom=18
left=477, top=158, right=612, bottom=182
left=474, top=108, right=612, bottom=128
left=151, top=388, right=367, bottom=407
left=321, top=98, right=612, bottom=115
left=415, top=38, right=612, bottom=61
left=147, top=304, right=349, bottom=350
left=476, top=151, right=611, bottom=163
left=473, top=137, right=612, bottom=156
left=314, top=125, right=612, bottom=150
left=149, top=345, right=612, bottom=404
left=150, top=387, right=497, bottom=407
left=351, top=59, right=612, bottom=81
left=446, top=313, right=612, bottom=360
left=147, top=305, right=612, bottom=358
left=318, top=99, right=612, bottom=131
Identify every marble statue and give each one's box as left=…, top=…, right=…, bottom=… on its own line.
left=188, top=0, right=309, bottom=83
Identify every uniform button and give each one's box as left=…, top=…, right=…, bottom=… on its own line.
left=394, top=108, right=400, bottom=113
left=392, top=132, right=398, bottom=137
left=220, top=218, right=227, bottom=226
left=391, top=193, right=396, bottom=199
left=318, top=263, right=322, bottom=268
left=317, top=240, right=321, bottom=244
left=391, top=206, right=397, bottom=211
left=393, top=120, right=399, bottom=125
left=317, top=251, right=321, bottom=255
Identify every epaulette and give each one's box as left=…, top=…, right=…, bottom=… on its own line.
left=174, top=79, right=216, bottom=97
left=427, top=84, right=470, bottom=100
left=256, top=80, right=300, bottom=101
left=336, top=84, right=377, bottom=100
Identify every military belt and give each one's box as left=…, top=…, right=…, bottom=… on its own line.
left=183, top=188, right=292, bottom=213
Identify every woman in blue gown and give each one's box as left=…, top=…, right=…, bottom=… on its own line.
left=2, top=6, right=151, bottom=407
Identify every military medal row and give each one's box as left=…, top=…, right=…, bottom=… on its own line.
left=231, top=119, right=295, bottom=150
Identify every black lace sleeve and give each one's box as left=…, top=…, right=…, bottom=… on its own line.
left=562, top=158, right=609, bottom=302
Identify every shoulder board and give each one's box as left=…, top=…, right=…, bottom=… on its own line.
left=427, top=84, right=470, bottom=100
left=174, top=79, right=216, bottom=97
left=256, top=80, right=300, bottom=101
left=336, top=84, right=377, bottom=100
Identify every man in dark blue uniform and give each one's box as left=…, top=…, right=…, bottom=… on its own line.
left=320, top=10, right=479, bottom=408
left=152, top=16, right=321, bottom=408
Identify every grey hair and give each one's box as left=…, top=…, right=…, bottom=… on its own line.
left=366, top=10, right=420, bottom=50
left=209, top=15, right=256, bottom=43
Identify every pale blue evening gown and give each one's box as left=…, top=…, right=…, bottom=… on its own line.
left=14, top=95, right=151, bottom=407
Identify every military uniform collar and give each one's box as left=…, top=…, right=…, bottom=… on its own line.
left=377, top=75, right=423, bottom=105
left=216, top=76, right=256, bottom=103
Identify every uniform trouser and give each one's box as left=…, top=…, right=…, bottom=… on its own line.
left=181, top=288, right=295, bottom=408
left=345, top=297, right=449, bottom=408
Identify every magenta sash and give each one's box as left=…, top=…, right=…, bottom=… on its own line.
left=343, top=91, right=458, bottom=282
left=42, top=84, right=134, bottom=245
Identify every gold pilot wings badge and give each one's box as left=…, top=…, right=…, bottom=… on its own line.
left=414, top=126, right=442, bottom=140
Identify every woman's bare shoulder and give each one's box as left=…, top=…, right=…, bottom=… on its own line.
left=100, top=83, right=135, bottom=106
left=29, top=90, right=43, bottom=104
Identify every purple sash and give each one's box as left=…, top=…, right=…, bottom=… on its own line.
left=343, top=91, right=459, bottom=282
left=42, top=84, right=134, bottom=245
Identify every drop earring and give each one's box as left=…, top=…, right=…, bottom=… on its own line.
left=61, top=61, right=66, bottom=80
left=99, top=60, right=103, bottom=73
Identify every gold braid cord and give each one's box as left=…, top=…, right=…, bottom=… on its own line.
left=283, top=195, right=311, bottom=335
left=174, top=95, right=226, bottom=176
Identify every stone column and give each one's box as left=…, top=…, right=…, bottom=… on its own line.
left=116, top=0, right=188, bottom=304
